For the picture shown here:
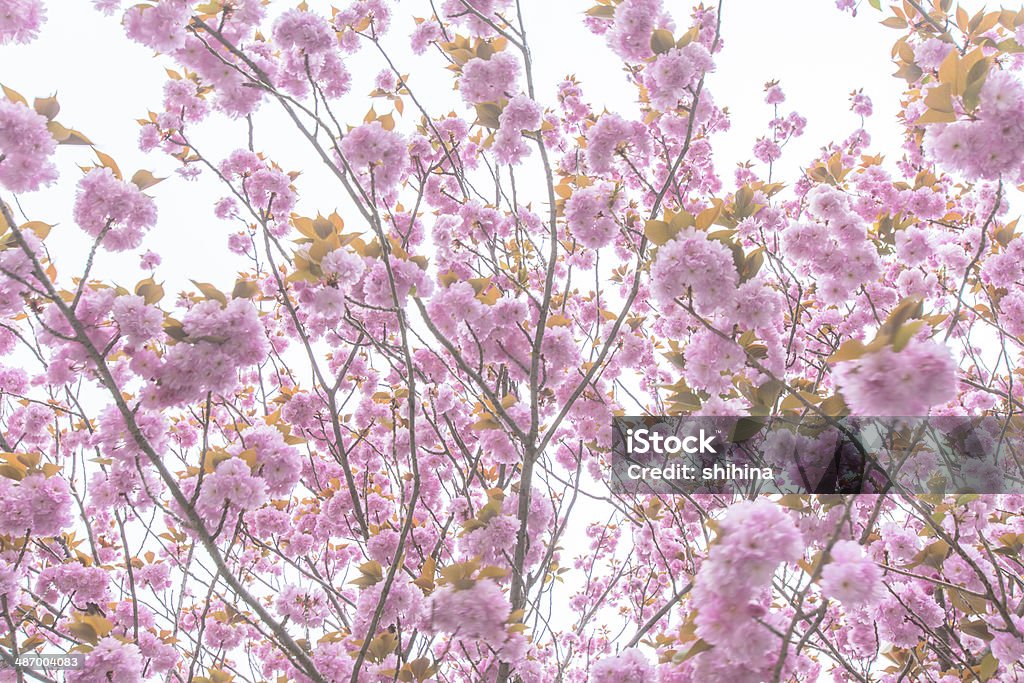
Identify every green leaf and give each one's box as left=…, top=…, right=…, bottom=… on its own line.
left=644, top=219, right=679, bottom=245
left=93, top=149, right=122, bottom=180
left=33, top=95, right=60, bottom=120
left=232, top=279, right=259, bottom=299
left=135, top=278, right=165, bottom=305
left=978, top=652, right=998, bottom=680
left=474, top=102, right=503, bottom=129
left=1, top=83, right=26, bottom=105
left=650, top=28, right=675, bottom=55
left=585, top=5, right=615, bottom=19
left=191, top=280, right=227, bottom=305
left=131, top=169, right=165, bottom=190
left=673, top=638, right=713, bottom=663
left=729, top=417, right=766, bottom=442
left=891, top=319, right=924, bottom=352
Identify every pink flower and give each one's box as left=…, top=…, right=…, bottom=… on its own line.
left=753, top=137, right=781, bottom=163
left=806, top=184, right=849, bottom=222
left=0, top=98, right=58, bottom=192
left=441, top=0, right=510, bottom=36
left=706, top=499, right=804, bottom=586
left=850, top=91, right=873, bottom=117
left=92, top=0, right=120, bottom=16
left=499, top=94, right=542, bottom=131
left=764, top=82, right=786, bottom=105
left=565, top=182, right=620, bottom=248
left=0, top=365, right=27, bottom=393
left=146, top=298, right=269, bottom=407
left=586, top=113, right=650, bottom=174
left=37, top=564, right=110, bottom=605
left=73, top=168, right=157, bottom=251
left=428, top=578, right=511, bottom=646
left=240, top=424, right=302, bottom=497
left=411, top=20, right=441, bottom=54
left=0, top=0, right=46, bottom=44
left=162, top=78, right=207, bottom=125
left=67, top=638, right=143, bottom=683
left=138, top=630, right=178, bottom=673
left=993, top=616, right=1024, bottom=665
left=881, top=522, right=920, bottom=563
left=1000, top=290, right=1024, bottom=336
left=490, top=96, right=541, bottom=166
left=195, top=457, right=268, bottom=521
left=607, top=0, right=661, bottom=62
left=923, top=71, right=1024, bottom=179
left=915, top=37, right=952, bottom=71
left=367, top=528, right=401, bottom=564
left=820, top=540, right=884, bottom=607
left=313, top=642, right=356, bottom=681
left=273, top=9, right=335, bottom=53
left=590, top=648, right=656, bottom=682
left=493, top=126, right=532, bottom=166
left=0, top=473, right=73, bottom=536
left=832, top=338, right=957, bottom=416
left=352, top=574, right=426, bottom=637
left=650, top=227, right=738, bottom=313
left=112, top=295, right=164, bottom=346
left=374, top=69, right=398, bottom=92
left=213, top=197, right=237, bottom=220
left=123, top=0, right=189, bottom=53
left=980, top=70, right=1024, bottom=117
left=320, top=248, right=366, bottom=291
left=276, top=584, right=329, bottom=627
left=647, top=44, right=714, bottom=111
left=339, top=121, right=408, bottom=192
left=692, top=500, right=803, bottom=667
left=460, top=52, right=521, bottom=104
left=137, top=562, right=172, bottom=591
left=682, top=327, right=744, bottom=394
left=139, top=250, right=161, bottom=269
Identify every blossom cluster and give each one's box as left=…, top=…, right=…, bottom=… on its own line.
left=0, top=0, right=1022, bottom=681
left=73, top=167, right=158, bottom=251
left=689, top=500, right=804, bottom=679
left=924, top=71, right=1024, bottom=180
left=0, top=98, right=57, bottom=192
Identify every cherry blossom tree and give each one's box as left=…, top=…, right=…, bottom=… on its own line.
left=1, top=0, right=1024, bottom=681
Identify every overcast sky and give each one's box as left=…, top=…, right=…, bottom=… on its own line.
left=0, top=0, right=928, bottom=296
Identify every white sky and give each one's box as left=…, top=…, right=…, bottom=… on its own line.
left=1, top=0, right=925, bottom=296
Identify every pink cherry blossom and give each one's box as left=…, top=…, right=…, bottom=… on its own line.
left=123, top=0, right=189, bottom=53
left=67, top=638, right=143, bottom=683
left=73, top=167, right=157, bottom=251
left=339, top=121, right=408, bottom=193
left=832, top=338, right=957, bottom=416
left=0, top=98, right=57, bottom=192
left=820, top=540, right=884, bottom=607
left=460, top=52, right=521, bottom=104
left=0, top=0, right=45, bottom=44
left=428, top=579, right=511, bottom=646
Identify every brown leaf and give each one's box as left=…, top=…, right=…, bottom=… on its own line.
left=131, top=169, right=165, bottom=190
left=191, top=280, right=227, bottom=305
left=33, top=95, right=60, bottom=120
left=231, top=279, right=259, bottom=299
left=650, top=28, right=675, bottom=55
